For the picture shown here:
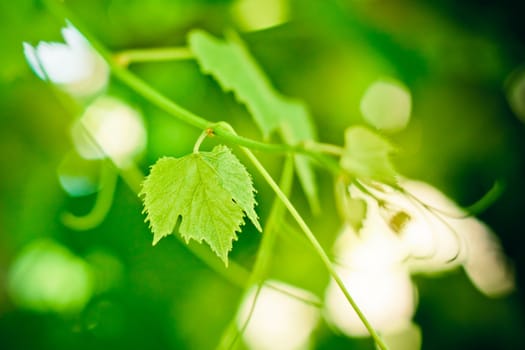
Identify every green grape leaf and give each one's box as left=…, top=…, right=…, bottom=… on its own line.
left=188, top=30, right=319, bottom=212
left=340, top=126, right=398, bottom=184
left=140, top=145, right=261, bottom=265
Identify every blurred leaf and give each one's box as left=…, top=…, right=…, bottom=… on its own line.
left=334, top=177, right=367, bottom=230
left=188, top=29, right=280, bottom=136
left=276, top=98, right=320, bottom=212
left=188, top=29, right=319, bottom=211
left=140, top=145, right=260, bottom=265
left=340, top=126, right=398, bottom=184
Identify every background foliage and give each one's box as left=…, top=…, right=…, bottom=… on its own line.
left=1, top=0, right=525, bottom=349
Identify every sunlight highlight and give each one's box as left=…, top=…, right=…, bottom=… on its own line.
left=237, top=281, right=320, bottom=350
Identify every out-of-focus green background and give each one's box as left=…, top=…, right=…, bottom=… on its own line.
left=1, top=0, right=525, bottom=349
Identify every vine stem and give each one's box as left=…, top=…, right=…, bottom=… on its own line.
left=304, top=140, right=345, bottom=156
left=61, top=159, right=118, bottom=230
left=114, top=47, right=193, bottom=67
left=193, top=128, right=210, bottom=153
left=241, top=146, right=388, bottom=350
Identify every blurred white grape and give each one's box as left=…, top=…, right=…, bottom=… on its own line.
left=357, top=180, right=469, bottom=273
left=237, top=281, right=320, bottom=350
left=23, top=21, right=109, bottom=97
left=375, top=180, right=513, bottom=293
left=71, top=96, right=147, bottom=168
left=360, top=79, right=412, bottom=132
left=326, top=224, right=417, bottom=337
left=326, top=178, right=515, bottom=340
left=461, top=219, right=515, bottom=297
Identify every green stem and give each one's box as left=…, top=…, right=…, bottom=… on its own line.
left=217, top=156, right=295, bottom=350
left=193, top=128, right=209, bottom=153
left=61, top=160, right=118, bottom=230
left=304, top=140, right=345, bottom=156
left=251, top=157, right=295, bottom=279
left=108, top=57, right=299, bottom=156
left=114, top=47, right=193, bottom=67
left=228, top=285, right=263, bottom=350
left=242, top=148, right=389, bottom=350
left=464, top=180, right=505, bottom=216
left=105, top=63, right=312, bottom=156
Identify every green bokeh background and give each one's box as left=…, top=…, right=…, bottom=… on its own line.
left=1, top=0, right=524, bottom=349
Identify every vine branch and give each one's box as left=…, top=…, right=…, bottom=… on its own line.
left=114, top=47, right=193, bottom=67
